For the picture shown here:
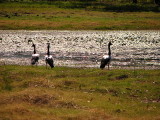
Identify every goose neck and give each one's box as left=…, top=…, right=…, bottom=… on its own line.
left=33, top=46, right=36, bottom=54
left=108, top=44, right=111, bottom=56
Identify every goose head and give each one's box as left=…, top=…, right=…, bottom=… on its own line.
left=28, top=39, right=33, bottom=45
left=108, top=41, right=113, bottom=46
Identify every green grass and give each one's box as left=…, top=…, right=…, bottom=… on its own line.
left=0, top=2, right=160, bottom=30
left=0, top=65, right=160, bottom=120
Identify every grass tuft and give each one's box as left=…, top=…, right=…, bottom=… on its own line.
left=0, top=65, right=160, bottom=119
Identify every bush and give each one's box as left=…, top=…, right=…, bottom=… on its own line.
left=104, top=3, right=160, bottom=12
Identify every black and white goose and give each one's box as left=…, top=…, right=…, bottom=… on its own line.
left=31, top=44, right=39, bottom=65
left=100, top=42, right=112, bottom=69
left=45, top=42, right=54, bottom=68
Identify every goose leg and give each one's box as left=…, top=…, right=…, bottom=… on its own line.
left=46, top=62, right=47, bottom=69
left=108, top=64, right=110, bottom=70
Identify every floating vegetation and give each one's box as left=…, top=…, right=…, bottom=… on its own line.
left=0, top=30, right=159, bottom=69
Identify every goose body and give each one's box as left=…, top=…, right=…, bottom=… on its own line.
left=102, top=55, right=110, bottom=59
left=45, top=55, right=54, bottom=68
left=100, top=42, right=112, bottom=69
left=100, top=55, right=111, bottom=69
left=31, top=44, right=39, bottom=65
left=31, top=54, right=39, bottom=65
left=45, top=43, right=54, bottom=68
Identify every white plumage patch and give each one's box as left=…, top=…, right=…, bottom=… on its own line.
left=45, top=55, right=53, bottom=59
left=103, top=55, right=110, bottom=59
left=32, top=54, right=40, bottom=57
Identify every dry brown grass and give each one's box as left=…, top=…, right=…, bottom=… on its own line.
left=0, top=65, right=160, bottom=120
left=1, top=18, right=160, bottom=30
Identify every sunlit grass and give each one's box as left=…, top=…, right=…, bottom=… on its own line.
left=0, top=65, right=159, bottom=120
left=0, top=2, right=160, bottom=30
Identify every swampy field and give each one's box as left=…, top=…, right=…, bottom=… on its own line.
left=0, top=30, right=160, bottom=69
left=0, top=65, right=160, bottom=120
left=0, top=1, right=160, bottom=120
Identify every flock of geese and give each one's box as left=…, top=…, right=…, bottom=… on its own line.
left=30, top=41, right=54, bottom=69
left=30, top=40, right=113, bottom=69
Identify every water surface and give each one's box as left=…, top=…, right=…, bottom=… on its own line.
left=0, top=30, right=159, bottom=69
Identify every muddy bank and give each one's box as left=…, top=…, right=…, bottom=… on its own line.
left=0, top=30, right=160, bottom=69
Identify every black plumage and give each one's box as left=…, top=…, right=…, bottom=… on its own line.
left=45, top=42, right=54, bottom=68
left=100, top=42, right=112, bottom=69
left=100, top=57, right=110, bottom=69
left=45, top=57, right=54, bottom=68
left=31, top=56, right=39, bottom=65
left=31, top=44, right=39, bottom=65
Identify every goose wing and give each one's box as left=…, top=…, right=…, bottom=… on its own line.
left=45, top=55, right=54, bottom=68
left=100, top=55, right=111, bottom=69
left=31, top=55, right=39, bottom=65
left=46, top=58, right=54, bottom=68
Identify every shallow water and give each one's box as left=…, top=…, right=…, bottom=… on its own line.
left=0, top=30, right=160, bottom=69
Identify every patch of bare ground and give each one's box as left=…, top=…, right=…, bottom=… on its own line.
left=23, top=80, right=55, bottom=88
left=0, top=93, right=56, bottom=105
left=0, top=92, right=103, bottom=120
left=116, top=74, right=129, bottom=80
left=108, top=74, right=129, bottom=81
left=0, top=91, right=84, bottom=110
left=0, top=104, right=59, bottom=120
left=54, top=101, right=82, bottom=109
left=61, top=110, right=112, bottom=120
left=0, top=89, right=114, bottom=120
left=54, top=80, right=81, bottom=90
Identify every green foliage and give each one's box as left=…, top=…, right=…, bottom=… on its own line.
left=104, top=3, right=160, bottom=12
left=0, top=0, right=159, bottom=12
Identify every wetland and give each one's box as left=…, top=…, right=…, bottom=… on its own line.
left=0, top=30, right=159, bottom=69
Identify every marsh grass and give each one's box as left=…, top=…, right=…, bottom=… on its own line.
left=0, top=65, right=159, bottom=120
left=0, top=2, right=160, bottom=30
